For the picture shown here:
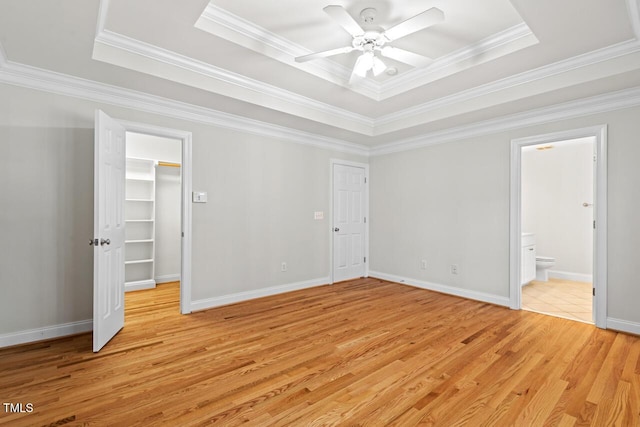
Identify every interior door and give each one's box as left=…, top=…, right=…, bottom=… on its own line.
left=93, top=110, right=126, bottom=352
left=333, top=164, right=366, bottom=282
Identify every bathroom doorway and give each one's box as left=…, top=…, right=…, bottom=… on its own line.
left=520, top=137, right=594, bottom=323
left=509, top=126, right=607, bottom=328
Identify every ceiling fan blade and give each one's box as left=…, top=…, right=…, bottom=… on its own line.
left=381, top=46, right=432, bottom=68
left=323, top=5, right=365, bottom=38
left=383, top=7, right=444, bottom=41
left=295, top=46, right=355, bottom=63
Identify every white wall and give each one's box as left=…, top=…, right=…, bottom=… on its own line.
left=370, top=106, right=640, bottom=327
left=0, top=83, right=365, bottom=338
left=521, top=138, right=594, bottom=278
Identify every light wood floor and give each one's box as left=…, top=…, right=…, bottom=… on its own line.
left=1, top=278, right=639, bottom=426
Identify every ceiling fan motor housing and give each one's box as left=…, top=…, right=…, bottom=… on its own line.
left=352, top=31, right=387, bottom=51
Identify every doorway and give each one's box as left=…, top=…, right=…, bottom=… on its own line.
left=509, top=125, right=607, bottom=328
left=121, top=121, right=193, bottom=316
left=520, top=137, right=594, bottom=323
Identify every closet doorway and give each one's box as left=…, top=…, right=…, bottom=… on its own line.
left=122, top=122, right=192, bottom=316
left=125, top=132, right=182, bottom=294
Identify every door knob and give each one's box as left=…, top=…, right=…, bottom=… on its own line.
left=89, top=238, right=98, bottom=246
left=334, top=227, right=340, bottom=232
left=100, top=238, right=111, bottom=246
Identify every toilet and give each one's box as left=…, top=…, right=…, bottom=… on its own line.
left=535, top=256, right=556, bottom=282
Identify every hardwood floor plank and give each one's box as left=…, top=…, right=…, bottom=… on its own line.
left=1, top=279, right=639, bottom=426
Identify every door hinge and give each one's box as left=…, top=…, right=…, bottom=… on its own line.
left=593, top=220, right=596, bottom=229
left=364, top=177, right=367, bottom=184
left=593, top=288, right=595, bottom=296
left=182, top=232, right=184, bottom=237
left=364, top=217, right=366, bottom=223
left=364, top=256, right=367, bottom=263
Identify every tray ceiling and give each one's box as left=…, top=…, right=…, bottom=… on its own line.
left=1, top=0, right=640, bottom=148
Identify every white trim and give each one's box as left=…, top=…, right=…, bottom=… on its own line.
left=329, top=159, right=370, bottom=284
left=195, top=3, right=379, bottom=100
left=125, top=279, right=156, bottom=292
left=196, top=4, right=536, bottom=101
left=0, top=58, right=369, bottom=157
left=190, top=277, right=329, bottom=312
left=371, top=86, right=640, bottom=156
left=607, top=317, right=640, bottom=336
left=547, top=270, right=593, bottom=283
left=0, top=320, right=92, bottom=349
left=377, top=39, right=640, bottom=130
left=510, top=125, right=607, bottom=329
left=369, top=271, right=511, bottom=307
left=120, top=120, right=194, bottom=315
left=380, top=23, right=538, bottom=99
left=155, top=274, right=181, bottom=284
left=93, top=29, right=375, bottom=134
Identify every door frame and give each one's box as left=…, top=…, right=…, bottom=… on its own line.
left=120, top=120, right=193, bottom=314
left=509, top=125, right=607, bottom=328
left=329, top=159, right=369, bottom=284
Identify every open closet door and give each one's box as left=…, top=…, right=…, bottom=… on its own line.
left=92, top=110, right=126, bottom=352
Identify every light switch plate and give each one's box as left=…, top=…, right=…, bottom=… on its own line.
left=314, top=211, right=324, bottom=220
left=192, top=191, right=207, bottom=203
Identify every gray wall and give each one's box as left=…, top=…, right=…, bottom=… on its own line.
left=2, top=81, right=640, bottom=337
left=0, top=83, right=364, bottom=335
left=370, top=106, right=640, bottom=325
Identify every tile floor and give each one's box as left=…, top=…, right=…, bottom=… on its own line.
left=522, top=278, right=593, bottom=323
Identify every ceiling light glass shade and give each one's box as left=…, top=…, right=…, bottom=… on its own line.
left=354, top=52, right=374, bottom=77
left=372, top=56, right=387, bottom=76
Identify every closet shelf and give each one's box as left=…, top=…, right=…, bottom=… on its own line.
left=125, top=259, right=154, bottom=265
left=125, top=219, right=154, bottom=223
left=125, top=176, right=154, bottom=182
left=126, top=198, right=154, bottom=202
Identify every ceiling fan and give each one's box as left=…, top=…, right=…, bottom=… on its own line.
left=295, top=5, right=444, bottom=84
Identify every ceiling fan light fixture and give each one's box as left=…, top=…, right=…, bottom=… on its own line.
left=372, top=56, right=387, bottom=76
left=353, top=54, right=370, bottom=77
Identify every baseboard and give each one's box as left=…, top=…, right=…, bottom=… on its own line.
left=125, top=279, right=156, bottom=292
left=369, top=271, right=511, bottom=307
left=548, top=270, right=593, bottom=283
left=155, top=274, right=180, bottom=284
left=191, top=277, right=330, bottom=312
left=606, top=318, right=640, bottom=336
left=0, top=320, right=93, bottom=348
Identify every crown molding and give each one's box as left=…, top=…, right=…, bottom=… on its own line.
left=196, top=3, right=381, bottom=100
left=376, top=38, right=640, bottom=133
left=370, top=85, right=640, bottom=156
left=0, top=54, right=369, bottom=157
left=379, top=23, right=538, bottom=99
left=195, top=2, right=537, bottom=101
left=3, top=41, right=640, bottom=159
left=94, top=29, right=375, bottom=135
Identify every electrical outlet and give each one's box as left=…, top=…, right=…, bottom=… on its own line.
left=450, top=264, right=459, bottom=275
left=421, top=259, right=427, bottom=270
left=281, top=262, right=287, bottom=272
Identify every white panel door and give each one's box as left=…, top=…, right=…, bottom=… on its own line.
left=93, top=110, right=126, bottom=352
left=333, top=164, right=366, bottom=282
